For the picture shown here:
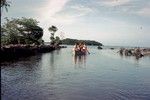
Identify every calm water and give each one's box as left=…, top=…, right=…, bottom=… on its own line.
left=1, top=46, right=150, bottom=100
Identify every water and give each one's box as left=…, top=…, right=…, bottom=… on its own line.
left=1, top=46, right=150, bottom=100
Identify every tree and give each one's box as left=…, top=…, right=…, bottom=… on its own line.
left=1, top=0, right=10, bottom=12
left=1, top=17, right=43, bottom=45
left=55, top=36, right=60, bottom=45
left=48, top=25, right=58, bottom=45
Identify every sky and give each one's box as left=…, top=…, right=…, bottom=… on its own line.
left=1, top=0, right=150, bottom=47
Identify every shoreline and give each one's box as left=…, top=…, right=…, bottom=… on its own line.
left=0, top=44, right=67, bottom=62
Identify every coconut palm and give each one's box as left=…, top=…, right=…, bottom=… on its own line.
left=48, top=25, right=58, bottom=45
left=1, top=0, right=10, bottom=12
left=48, top=25, right=58, bottom=33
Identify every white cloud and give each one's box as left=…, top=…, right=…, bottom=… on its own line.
left=100, top=0, right=130, bottom=6
left=137, top=6, right=150, bottom=17
left=48, top=14, right=76, bottom=24
left=70, top=5, right=93, bottom=16
left=54, top=5, right=93, bottom=22
left=37, top=0, right=70, bottom=24
left=50, top=5, right=93, bottom=24
left=38, top=3, right=93, bottom=25
left=39, top=3, right=94, bottom=42
left=34, top=0, right=70, bottom=42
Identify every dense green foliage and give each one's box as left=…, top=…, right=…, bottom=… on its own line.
left=61, top=38, right=103, bottom=46
left=48, top=25, right=61, bottom=45
left=1, top=17, right=44, bottom=45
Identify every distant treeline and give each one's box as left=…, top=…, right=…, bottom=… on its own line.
left=60, top=38, right=103, bottom=46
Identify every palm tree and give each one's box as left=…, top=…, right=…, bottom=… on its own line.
left=48, top=25, right=58, bottom=45
left=1, top=0, right=10, bottom=12
left=48, top=25, right=58, bottom=33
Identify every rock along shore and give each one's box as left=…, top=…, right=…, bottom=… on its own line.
left=0, top=44, right=67, bottom=62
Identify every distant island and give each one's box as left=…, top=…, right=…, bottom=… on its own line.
left=60, top=38, right=103, bottom=46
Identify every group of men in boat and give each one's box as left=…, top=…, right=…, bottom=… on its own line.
left=73, top=42, right=90, bottom=55
left=119, top=47, right=150, bottom=58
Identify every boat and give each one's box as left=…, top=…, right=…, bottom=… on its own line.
left=73, top=50, right=87, bottom=56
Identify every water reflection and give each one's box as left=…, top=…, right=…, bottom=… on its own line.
left=73, top=55, right=87, bottom=69
left=1, top=47, right=150, bottom=100
left=40, top=50, right=61, bottom=78
left=117, top=51, right=150, bottom=67
left=50, top=51, right=55, bottom=67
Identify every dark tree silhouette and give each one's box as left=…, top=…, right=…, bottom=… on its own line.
left=1, top=17, right=43, bottom=45
left=48, top=25, right=58, bottom=45
left=1, top=0, right=10, bottom=12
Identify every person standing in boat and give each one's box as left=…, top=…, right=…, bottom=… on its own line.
left=73, top=42, right=90, bottom=54
left=82, top=42, right=90, bottom=54
left=73, top=43, right=79, bottom=52
left=77, top=42, right=82, bottom=51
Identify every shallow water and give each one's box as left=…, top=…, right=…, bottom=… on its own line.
left=1, top=46, right=150, bottom=100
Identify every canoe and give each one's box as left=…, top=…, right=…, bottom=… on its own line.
left=74, top=50, right=86, bottom=55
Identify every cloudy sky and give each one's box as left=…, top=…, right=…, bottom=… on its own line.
left=1, top=0, right=150, bottom=47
